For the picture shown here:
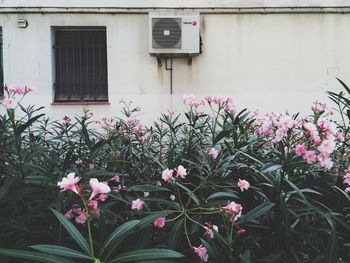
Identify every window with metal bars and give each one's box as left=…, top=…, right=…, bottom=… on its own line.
left=53, top=27, right=108, bottom=102
left=0, top=27, right=3, bottom=97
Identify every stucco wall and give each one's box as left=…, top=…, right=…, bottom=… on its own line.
left=0, top=10, right=349, bottom=121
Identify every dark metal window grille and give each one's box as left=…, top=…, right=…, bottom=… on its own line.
left=53, top=27, right=108, bottom=102
left=0, top=27, right=3, bottom=97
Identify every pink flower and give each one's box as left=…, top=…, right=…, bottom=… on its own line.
left=144, top=192, right=150, bottom=197
left=14, top=86, right=26, bottom=95
left=89, top=178, right=111, bottom=199
left=343, top=173, right=350, bottom=185
left=237, top=179, right=250, bottom=192
left=303, top=151, right=317, bottom=164
left=62, top=115, right=71, bottom=125
left=295, top=144, right=306, bottom=156
left=64, top=209, right=74, bottom=219
left=336, top=133, right=345, bottom=142
left=183, top=94, right=197, bottom=106
left=131, top=198, right=144, bottom=211
left=223, top=201, right=243, bottom=221
left=88, top=200, right=99, bottom=210
left=206, top=147, right=218, bottom=160
left=204, top=227, right=214, bottom=239
left=317, top=139, right=336, bottom=154
left=2, top=98, right=17, bottom=109
left=345, top=187, right=350, bottom=193
left=273, top=128, right=285, bottom=143
left=277, top=115, right=295, bottom=132
left=162, top=168, right=174, bottom=182
left=318, top=118, right=337, bottom=135
left=75, top=211, right=87, bottom=224
left=169, top=194, right=176, bottom=201
left=140, top=134, right=149, bottom=143
left=26, top=84, right=36, bottom=92
left=156, top=181, right=162, bottom=187
left=57, top=172, right=81, bottom=194
left=238, top=228, right=247, bottom=235
left=98, top=194, right=108, bottom=201
left=112, top=175, right=120, bottom=182
left=204, top=225, right=218, bottom=239
left=153, top=217, right=166, bottom=228
left=193, top=245, right=209, bottom=262
left=317, top=153, right=333, bottom=170
left=225, top=98, right=236, bottom=115
left=176, top=165, right=187, bottom=179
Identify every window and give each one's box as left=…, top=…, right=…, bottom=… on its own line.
left=53, top=27, right=108, bottom=102
left=0, top=27, right=3, bottom=97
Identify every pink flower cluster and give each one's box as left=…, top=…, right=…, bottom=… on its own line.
left=7, top=84, right=35, bottom=95
left=311, top=101, right=333, bottom=116
left=153, top=217, right=166, bottom=228
left=237, top=179, right=250, bottom=192
left=193, top=244, right=209, bottom=262
left=206, top=147, right=218, bottom=160
left=204, top=223, right=218, bottom=239
left=1, top=84, right=35, bottom=109
left=131, top=198, right=144, bottom=211
left=65, top=208, right=88, bottom=224
left=183, top=94, right=205, bottom=107
left=57, top=173, right=111, bottom=223
left=161, top=165, right=187, bottom=183
left=223, top=201, right=243, bottom=222
left=253, top=108, right=343, bottom=171
left=295, top=118, right=341, bottom=170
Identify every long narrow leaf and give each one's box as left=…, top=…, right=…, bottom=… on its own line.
left=30, top=245, right=92, bottom=260
left=108, top=249, right=184, bottom=263
left=101, top=220, right=140, bottom=260
left=240, top=202, right=275, bottom=223
left=51, top=209, right=91, bottom=256
left=0, top=248, right=74, bottom=263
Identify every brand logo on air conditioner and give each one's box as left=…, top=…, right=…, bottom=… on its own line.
left=183, top=21, right=197, bottom=26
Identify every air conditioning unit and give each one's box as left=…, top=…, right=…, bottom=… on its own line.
left=149, top=12, right=200, bottom=57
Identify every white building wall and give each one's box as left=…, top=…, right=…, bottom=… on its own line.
left=1, top=1, right=350, bottom=121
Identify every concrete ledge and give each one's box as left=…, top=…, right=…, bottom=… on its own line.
left=1, top=0, right=350, bottom=8
left=1, top=7, right=350, bottom=14
left=51, top=101, right=110, bottom=105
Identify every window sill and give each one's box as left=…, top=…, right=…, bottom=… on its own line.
left=51, top=101, right=110, bottom=105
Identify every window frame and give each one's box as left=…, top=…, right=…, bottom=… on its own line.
left=52, top=26, right=108, bottom=103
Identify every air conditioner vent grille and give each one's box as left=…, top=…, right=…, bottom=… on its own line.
left=152, top=18, right=181, bottom=48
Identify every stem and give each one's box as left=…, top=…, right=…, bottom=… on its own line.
left=87, top=219, right=95, bottom=257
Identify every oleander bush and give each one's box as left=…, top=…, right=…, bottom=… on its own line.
left=0, top=81, right=349, bottom=263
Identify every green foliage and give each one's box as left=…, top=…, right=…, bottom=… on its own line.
left=0, top=84, right=349, bottom=262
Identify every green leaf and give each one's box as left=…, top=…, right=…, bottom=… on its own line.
left=15, top=113, right=45, bottom=136
left=323, top=232, right=337, bottom=263
left=240, top=202, right=275, bottom=223
left=0, top=178, right=16, bottom=202
left=168, top=219, right=184, bottom=249
left=261, top=163, right=282, bottom=174
left=0, top=248, right=74, bottom=263
left=128, top=185, right=170, bottom=192
left=239, top=250, right=251, bottom=263
left=206, top=191, right=238, bottom=201
left=101, top=220, right=140, bottom=260
left=108, top=249, right=184, bottom=263
left=30, top=245, right=92, bottom=260
left=337, top=77, right=350, bottom=94
left=176, top=182, right=200, bottom=205
left=213, top=130, right=230, bottom=144
left=50, top=209, right=91, bottom=257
